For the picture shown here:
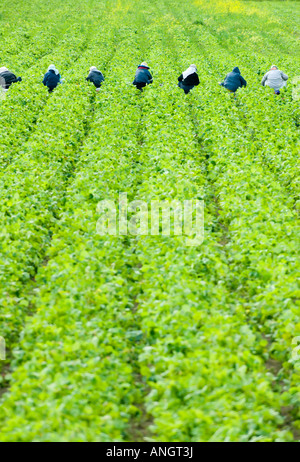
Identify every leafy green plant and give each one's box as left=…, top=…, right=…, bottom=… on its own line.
left=0, top=0, right=299, bottom=443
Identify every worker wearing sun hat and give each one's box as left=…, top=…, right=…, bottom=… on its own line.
left=178, top=64, right=200, bottom=94
left=0, top=66, right=22, bottom=90
left=86, top=66, right=104, bottom=92
left=43, top=64, right=61, bottom=93
left=133, top=61, right=153, bottom=91
left=261, top=64, right=288, bottom=95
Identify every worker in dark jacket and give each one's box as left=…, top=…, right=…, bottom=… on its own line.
left=219, top=67, right=247, bottom=93
left=0, top=67, right=22, bottom=90
left=133, top=62, right=153, bottom=91
left=86, top=66, right=104, bottom=92
left=43, top=64, right=61, bottom=93
left=178, top=64, right=200, bottom=94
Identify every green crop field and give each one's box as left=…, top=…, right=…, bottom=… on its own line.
left=0, top=0, right=299, bottom=442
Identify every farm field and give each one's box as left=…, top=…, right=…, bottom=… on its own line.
left=0, top=0, right=299, bottom=442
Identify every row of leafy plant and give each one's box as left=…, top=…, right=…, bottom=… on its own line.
left=0, top=1, right=152, bottom=441
left=162, top=0, right=300, bottom=202
left=0, top=0, right=298, bottom=442
left=0, top=1, right=124, bottom=169
left=0, top=6, right=128, bottom=377
left=157, top=0, right=300, bottom=437
left=125, top=8, right=298, bottom=441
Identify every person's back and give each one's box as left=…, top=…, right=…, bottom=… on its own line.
left=133, top=62, right=153, bottom=91
left=86, top=67, right=104, bottom=90
left=43, top=65, right=61, bottom=92
left=178, top=64, right=200, bottom=94
left=261, top=66, right=288, bottom=93
left=0, top=67, right=22, bottom=90
left=220, top=67, right=247, bottom=93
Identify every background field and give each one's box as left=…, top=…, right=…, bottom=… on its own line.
left=0, top=0, right=299, bottom=442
